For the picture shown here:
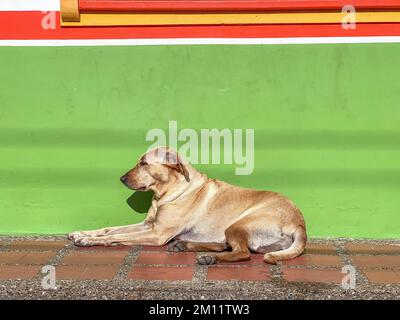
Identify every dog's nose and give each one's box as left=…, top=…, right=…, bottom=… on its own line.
left=120, top=175, right=127, bottom=184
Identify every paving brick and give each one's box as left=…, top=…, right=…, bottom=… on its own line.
left=283, top=254, right=342, bottom=267
left=0, top=266, right=41, bottom=279
left=345, top=243, right=400, bottom=255
left=305, top=243, right=337, bottom=255
left=56, top=265, right=119, bottom=280
left=363, top=269, right=400, bottom=284
left=61, top=251, right=127, bottom=265
left=8, top=240, right=68, bottom=251
left=0, top=251, right=55, bottom=265
left=74, top=245, right=131, bottom=252
left=283, top=268, right=343, bottom=283
left=136, top=252, right=196, bottom=265
left=351, top=255, right=400, bottom=268
left=128, top=266, right=194, bottom=280
left=207, top=266, right=271, bottom=281
left=19, top=252, right=56, bottom=264
left=0, top=252, right=26, bottom=264
left=142, top=245, right=167, bottom=251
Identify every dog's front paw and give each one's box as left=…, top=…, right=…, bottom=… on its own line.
left=68, top=231, right=87, bottom=242
left=74, top=237, right=106, bottom=247
left=197, top=255, right=217, bottom=265
left=167, top=240, right=187, bottom=252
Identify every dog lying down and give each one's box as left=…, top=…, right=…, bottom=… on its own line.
left=68, top=147, right=307, bottom=265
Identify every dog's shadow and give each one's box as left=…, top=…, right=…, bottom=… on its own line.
left=126, top=191, right=154, bottom=214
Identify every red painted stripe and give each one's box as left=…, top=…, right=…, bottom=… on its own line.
left=2, top=12, right=400, bottom=40
left=79, top=0, right=400, bottom=12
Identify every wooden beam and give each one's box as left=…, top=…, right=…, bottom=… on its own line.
left=61, top=0, right=80, bottom=22
left=79, top=0, right=400, bottom=12
left=62, top=11, right=400, bottom=26
left=5, top=11, right=400, bottom=37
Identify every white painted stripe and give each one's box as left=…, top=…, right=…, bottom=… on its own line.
left=0, top=0, right=60, bottom=12
left=1, top=36, right=400, bottom=46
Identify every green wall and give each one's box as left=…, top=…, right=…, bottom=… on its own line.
left=0, top=44, right=399, bottom=238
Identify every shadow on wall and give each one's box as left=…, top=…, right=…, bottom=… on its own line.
left=126, top=191, right=154, bottom=214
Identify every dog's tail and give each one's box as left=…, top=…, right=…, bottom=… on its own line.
left=264, top=225, right=307, bottom=264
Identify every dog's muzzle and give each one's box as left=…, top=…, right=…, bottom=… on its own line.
left=120, top=175, right=128, bottom=185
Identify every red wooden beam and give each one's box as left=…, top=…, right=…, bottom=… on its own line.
left=3, top=12, right=400, bottom=40
left=79, top=0, right=400, bottom=12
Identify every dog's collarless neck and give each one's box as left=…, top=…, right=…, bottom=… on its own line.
left=155, top=176, right=208, bottom=207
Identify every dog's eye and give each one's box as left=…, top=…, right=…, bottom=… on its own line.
left=141, top=161, right=148, bottom=166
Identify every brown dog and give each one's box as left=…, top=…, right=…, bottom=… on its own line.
left=68, top=147, right=307, bottom=264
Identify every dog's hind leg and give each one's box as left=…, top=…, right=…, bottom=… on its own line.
left=197, top=223, right=251, bottom=265
left=167, top=240, right=228, bottom=253
left=263, top=226, right=307, bottom=264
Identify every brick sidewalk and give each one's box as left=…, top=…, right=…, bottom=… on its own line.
left=0, top=237, right=399, bottom=299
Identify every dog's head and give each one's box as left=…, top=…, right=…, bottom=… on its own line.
left=120, top=147, right=190, bottom=192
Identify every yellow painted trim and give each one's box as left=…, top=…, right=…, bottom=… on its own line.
left=61, top=11, right=400, bottom=26
left=61, top=0, right=80, bottom=22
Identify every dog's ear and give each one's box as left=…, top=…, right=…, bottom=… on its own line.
left=175, top=161, right=190, bottom=182
left=159, top=149, right=190, bottom=182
